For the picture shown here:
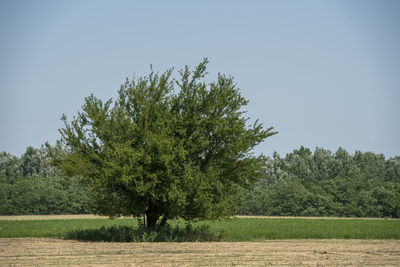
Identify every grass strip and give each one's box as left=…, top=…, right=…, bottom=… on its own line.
left=207, top=218, right=400, bottom=240
left=0, top=219, right=136, bottom=238
left=0, top=217, right=399, bottom=240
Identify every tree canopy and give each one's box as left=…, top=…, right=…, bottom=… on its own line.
left=57, top=59, right=277, bottom=228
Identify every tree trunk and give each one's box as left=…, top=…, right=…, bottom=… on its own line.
left=159, top=215, right=168, bottom=227
left=145, top=212, right=159, bottom=231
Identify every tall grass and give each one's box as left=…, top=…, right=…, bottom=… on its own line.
left=0, top=218, right=135, bottom=238
left=0, top=217, right=399, bottom=241
left=207, top=218, right=400, bottom=240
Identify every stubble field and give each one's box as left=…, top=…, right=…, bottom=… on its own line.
left=1, top=215, right=399, bottom=266
left=1, top=238, right=400, bottom=266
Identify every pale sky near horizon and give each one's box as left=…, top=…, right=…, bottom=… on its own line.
left=1, top=0, right=399, bottom=158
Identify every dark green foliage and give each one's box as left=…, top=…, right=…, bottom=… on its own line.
left=238, top=146, right=400, bottom=218
left=1, top=143, right=399, bottom=218
left=0, top=144, right=91, bottom=215
left=1, top=142, right=399, bottom=218
left=0, top=152, right=22, bottom=181
left=65, top=221, right=225, bottom=242
left=0, top=175, right=90, bottom=215
left=57, top=59, right=276, bottom=228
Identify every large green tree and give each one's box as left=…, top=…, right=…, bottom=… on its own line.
left=57, top=59, right=277, bottom=229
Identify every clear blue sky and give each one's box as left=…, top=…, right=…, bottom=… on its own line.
left=1, top=0, right=399, bottom=158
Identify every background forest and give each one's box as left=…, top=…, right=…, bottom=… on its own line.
left=0, top=143, right=90, bottom=215
left=1, top=143, right=399, bottom=218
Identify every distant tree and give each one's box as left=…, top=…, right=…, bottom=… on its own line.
left=57, top=59, right=277, bottom=229
left=237, top=146, right=400, bottom=218
left=0, top=175, right=91, bottom=215
left=0, top=143, right=91, bottom=216
left=283, top=146, right=317, bottom=181
left=20, top=142, right=60, bottom=177
left=333, top=147, right=355, bottom=177
left=312, top=147, right=335, bottom=180
left=0, top=152, right=22, bottom=181
left=386, top=156, right=400, bottom=182
left=354, top=151, right=386, bottom=180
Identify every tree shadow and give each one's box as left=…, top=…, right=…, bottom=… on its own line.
left=64, top=223, right=225, bottom=242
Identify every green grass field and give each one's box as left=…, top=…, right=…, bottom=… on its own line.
left=0, top=217, right=399, bottom=240
left=210, top=218, right=400, bottom=240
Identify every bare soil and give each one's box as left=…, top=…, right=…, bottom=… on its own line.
left=1, top=238, right=399, bottom=266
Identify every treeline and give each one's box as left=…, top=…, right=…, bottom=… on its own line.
left=238, top=146, right=400, bottom=218
left=1, top=144, right=399, bottom=218
left=0, top=142, right=90, bottom=215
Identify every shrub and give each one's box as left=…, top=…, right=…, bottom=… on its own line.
left=64, top=221, right=225, bottom=242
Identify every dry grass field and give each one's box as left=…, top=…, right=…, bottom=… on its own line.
left=1, top=238, right=399, bottom=266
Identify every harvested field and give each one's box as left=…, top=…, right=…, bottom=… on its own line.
left=1, top=238, right=399, bottom=266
